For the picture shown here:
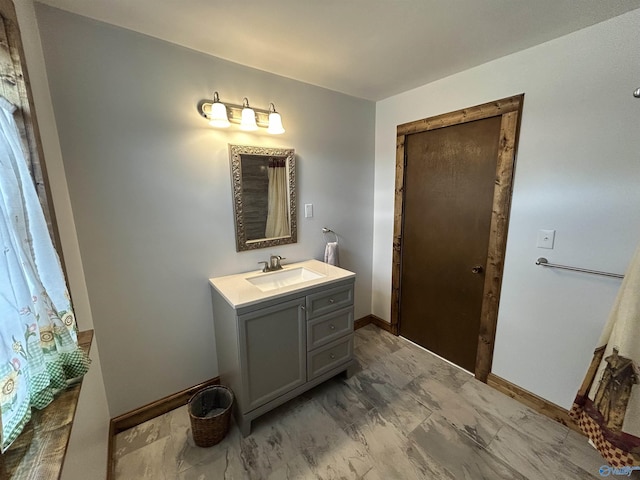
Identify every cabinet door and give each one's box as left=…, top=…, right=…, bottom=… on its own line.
left=239, top=297, right=306, bottom=412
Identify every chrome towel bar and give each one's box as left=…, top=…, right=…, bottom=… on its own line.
left=536, top=257, right=624, bottom=279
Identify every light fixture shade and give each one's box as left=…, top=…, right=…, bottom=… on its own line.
left=240, top=107, right=258, bottom=131
left=267, top=112, right=285, bottom=134
left=209, top=101, right=230, bottom=128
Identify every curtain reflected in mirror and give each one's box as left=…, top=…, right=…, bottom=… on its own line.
left=265, top=158, right=290, bottom=238
left=229, top=144, right=296, bottom=251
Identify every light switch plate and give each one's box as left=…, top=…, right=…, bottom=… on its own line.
left=304, top=204, right=313, bottom=218
left=536, top=229, right=555, bottom=249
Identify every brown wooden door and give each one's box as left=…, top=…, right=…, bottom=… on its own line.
left=399, top=116, right=502, bottom=372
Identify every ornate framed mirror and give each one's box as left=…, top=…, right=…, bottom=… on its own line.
left=229, top=144, right=297, bottom=251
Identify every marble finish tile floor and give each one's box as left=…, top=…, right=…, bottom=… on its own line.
left=114, top=325, right=622, bottom=479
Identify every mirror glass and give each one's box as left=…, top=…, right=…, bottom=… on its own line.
left=229, top=144, right=297, bottom=251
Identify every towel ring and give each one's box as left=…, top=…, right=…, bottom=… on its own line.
left=322, top=227, right=338, bottom=245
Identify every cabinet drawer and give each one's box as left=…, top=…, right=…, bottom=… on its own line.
left=307, top=334, right=353, bottom=380
left=306, top=283, right=354, bottom=319
left=307, top=307, right=353, bottom=351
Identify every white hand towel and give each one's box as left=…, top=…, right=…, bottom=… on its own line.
left=324, top=242, right=339, bottom=266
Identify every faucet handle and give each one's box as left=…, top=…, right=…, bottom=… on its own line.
left=258, top=261, right=269, bottom=272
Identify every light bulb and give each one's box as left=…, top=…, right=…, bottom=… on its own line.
left=240, top=108, right=258, bottom=130
left=239, top=98, right=258, bottom=131
left=267, top=104, right=285, bottom=134
left=209, top=102, right=230, bottom=128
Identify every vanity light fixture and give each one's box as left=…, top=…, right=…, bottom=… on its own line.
left=198, top=92, right=285, bottom=134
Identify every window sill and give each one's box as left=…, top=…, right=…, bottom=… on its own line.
left=0, top=330, right=94, bottom=480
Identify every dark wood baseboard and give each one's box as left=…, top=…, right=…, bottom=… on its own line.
left=371, top=314, right=398, bottom=334
left=487, top=373, right=582, bottom=435
left=355, top=314, right=399, bottom=334
left=354, top=315, right=372, bottom=330
left=107, top=377, right=220, bottom=479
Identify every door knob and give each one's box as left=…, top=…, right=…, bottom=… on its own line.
left=471, top=265, right=484, bottom=274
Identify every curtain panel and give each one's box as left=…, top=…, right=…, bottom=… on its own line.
left=0, top=97, right=89, bottom=452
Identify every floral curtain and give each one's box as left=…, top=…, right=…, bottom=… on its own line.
left=570, top=240, right=640, bottom=468
left=0, top=97, right=89, bottom=452
left=265, top=158, right=290, bottom=238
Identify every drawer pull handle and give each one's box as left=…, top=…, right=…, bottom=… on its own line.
left=329, top=324, right=336, bottom=330
left=329, top=353, right=336, bottom=359
left=329, top=299, right=335, bottom=304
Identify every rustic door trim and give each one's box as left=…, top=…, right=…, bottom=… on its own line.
left=391, top=94, right=524, bottom=382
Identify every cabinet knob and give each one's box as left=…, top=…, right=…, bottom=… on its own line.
left=329, top=299, right=335, bottom=304
left=329, top=353, right=336, bottom=359
left=300, top=305, right=306, bottom=311
left=329, top=324, right=336, bottom=330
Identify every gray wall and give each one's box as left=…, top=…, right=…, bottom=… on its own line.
left=37, top=5, right=375, bottom=416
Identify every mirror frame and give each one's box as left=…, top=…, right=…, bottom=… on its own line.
left=229, top=144, right=297, bottom=251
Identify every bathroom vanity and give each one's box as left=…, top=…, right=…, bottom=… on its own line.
left=209, top=259, right=356, bottom=436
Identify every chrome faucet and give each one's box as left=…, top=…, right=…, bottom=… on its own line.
left=258, top=255, right=286, bottom=272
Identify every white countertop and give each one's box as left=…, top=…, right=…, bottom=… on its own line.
left=209, top=259, right=355, bottom=309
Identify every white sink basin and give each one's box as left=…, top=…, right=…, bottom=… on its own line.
left=246, top=267, right=326, bottom=292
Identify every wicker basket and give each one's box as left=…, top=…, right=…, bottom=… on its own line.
left=188, top=385, right=234, bottom=447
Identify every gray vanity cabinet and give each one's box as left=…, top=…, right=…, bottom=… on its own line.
left=210, top=277, right=355, bottom=437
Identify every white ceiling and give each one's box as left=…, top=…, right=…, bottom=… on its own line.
left=36, top=0, right=640, bottom=101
